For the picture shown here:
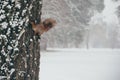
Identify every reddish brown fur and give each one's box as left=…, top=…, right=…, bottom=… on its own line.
left=30, top=18, right=56, bottom=35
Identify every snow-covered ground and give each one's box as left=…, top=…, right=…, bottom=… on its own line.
left=40, top=49, right=120, bottom=80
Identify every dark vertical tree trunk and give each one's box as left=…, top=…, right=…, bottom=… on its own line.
left=0, top=0, right=42, bottom=80
left=14, top=28, right=41, bottom=80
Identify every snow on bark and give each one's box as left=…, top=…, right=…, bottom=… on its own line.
left=0, top=0, right=42, bottom=79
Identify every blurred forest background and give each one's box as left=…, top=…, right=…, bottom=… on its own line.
left=41, top=0, right=120, bottom=48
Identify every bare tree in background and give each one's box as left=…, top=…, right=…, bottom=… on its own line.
left=0, top=0, right=42, bottom=80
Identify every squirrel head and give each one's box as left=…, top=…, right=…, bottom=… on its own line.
left=30, top=18, right=57, bottom=35
left=43, top=18, right=56, bottom=31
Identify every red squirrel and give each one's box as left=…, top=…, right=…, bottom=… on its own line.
left=30, top=18, right=56, bottom=35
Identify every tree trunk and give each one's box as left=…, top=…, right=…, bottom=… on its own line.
left=14, top=28, right=41, bottom=80
left=0, top=0, right=42, bottom=80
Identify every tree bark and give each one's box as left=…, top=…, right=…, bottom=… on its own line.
left=0, top=0, right=42, bottom=80
left=14, top=28, right=41, bottom=80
